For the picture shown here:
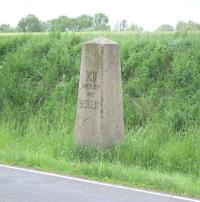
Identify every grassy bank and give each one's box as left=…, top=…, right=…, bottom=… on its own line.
left=0, top=32, right=200, bottom=198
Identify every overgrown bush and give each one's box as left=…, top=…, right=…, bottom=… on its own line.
left=0, top=32, right=200, bottom=178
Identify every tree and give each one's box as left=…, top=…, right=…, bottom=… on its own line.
left=0, top=24, right=15, bottom=32
left=47, top=16, right=70, bottom=32
left=47, top=15, right=93, bottom=32
left=17, top=14, right=43, bottom=32
left=128, top=23, right=143, bottom=32
left=41, top=22, right=48, bottom=32
left=75, top=15, right=93, bottom=31
left=93, top=13, right=110, bottom=31
left=176, top=20, right=200, bottom=32
left=119, top=20, right=128, bottom=31
left=176, top=21, right=188, bottom=32
left=156, top=24, right=174, bottom=32
left=67, top=15, right=93, bottom=32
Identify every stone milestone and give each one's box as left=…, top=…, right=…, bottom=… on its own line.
left=75, top=37, right=124, bottom=148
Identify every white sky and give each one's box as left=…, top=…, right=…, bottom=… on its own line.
left=0, top=0, right=200, bottom=31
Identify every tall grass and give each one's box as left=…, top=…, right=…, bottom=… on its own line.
left=0, top=32, right=200, bottom=197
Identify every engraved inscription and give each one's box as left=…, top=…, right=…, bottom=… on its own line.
left=78, top=99, right=100, bottom=110
left=87, top=92, right=94, bottom=97
left=86, top=71, right=97, bottom=82
left=82, top=71, right=100, bottom=89
left=79, top=71, right=101, bottom=110
left=82, top=83, right=100, bottom=89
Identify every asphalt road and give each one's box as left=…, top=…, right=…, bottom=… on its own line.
left=0, top=165, right=199, bottom=202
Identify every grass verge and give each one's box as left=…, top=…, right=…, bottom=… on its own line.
left=0, top=129, right=200, bottom=199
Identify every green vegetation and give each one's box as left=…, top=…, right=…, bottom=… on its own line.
left=0, top=13, right=111, bottom=33
left=0, top=32, right=200, bottom=198
left=1, top=13, right=200, bottom=33
left=156, top=24, right=174, bottom=32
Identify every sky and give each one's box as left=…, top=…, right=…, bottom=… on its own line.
left=0, top=0, right=200, bottom=31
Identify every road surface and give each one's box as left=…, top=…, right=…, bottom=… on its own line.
left=0, top=164, right=199, bottom=202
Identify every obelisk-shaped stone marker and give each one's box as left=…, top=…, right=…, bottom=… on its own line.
left=75, top=37, right=124, bottom=148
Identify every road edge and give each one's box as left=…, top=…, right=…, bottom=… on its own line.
left=0, top=164, right=199, bottom=202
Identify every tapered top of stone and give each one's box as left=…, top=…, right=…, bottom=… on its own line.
left=85, top=37, right=118, bottom=45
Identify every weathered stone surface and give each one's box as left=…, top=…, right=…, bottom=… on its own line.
left=75, top=37, right=124, bottom=148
